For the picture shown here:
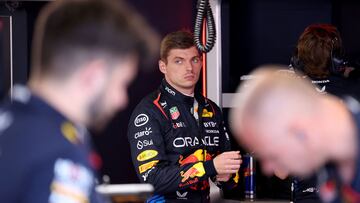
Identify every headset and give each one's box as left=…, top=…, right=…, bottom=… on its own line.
left=290, top=36, right=348, bottom=76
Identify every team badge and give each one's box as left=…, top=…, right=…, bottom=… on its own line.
left=170, top=106, right=180, bottom=120
left=202, top=109, right=213, bottom=118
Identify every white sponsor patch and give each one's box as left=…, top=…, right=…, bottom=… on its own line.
left=165, top=86, right=176, bottom=96
left=137, top=139, right=154, bottom=150
left=134, top=114, right=149, bottom=127
left=142, top=167, right=155, bottom=182
left=173, top=136, right=219, bottom=148
left=134, top=127, right=152, bottom=139
left=176, top=191, right=188, bottom=200
left=205, top=129, right=220, bottom=134
left=172, top=122, right=186, bottom=129
left=203, top=121, right=217, bottom=128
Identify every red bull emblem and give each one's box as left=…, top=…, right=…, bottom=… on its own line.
left=180, top=162, right=205, bottom=182
left=178, top=149, right=212, bottom=166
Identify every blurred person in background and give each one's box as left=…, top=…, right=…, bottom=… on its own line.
left=0, top=0, right=157, bottom=202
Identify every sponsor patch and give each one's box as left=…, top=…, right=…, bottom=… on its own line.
left=49, top=158, right=92, bottom=203
left=203, top=121, right=216, bottom=128
left=134, top=114, right=149, bottom=127
left=170, top=106, right=180, bottom=120
left=172, top=122, right=186, bottom=129
left=134, top=127, right=152, bottom=139
left=173, top=136, right=219, bottom=148
left=139, top=160, right=159, bottom=174
left=137, top=150, right=158, bottom=161
left=176, top=191, right=188, bottom=200
left=160, top=101, right=167, bottom=108
left=165, top=86, right=176, bottom=96
left=202, top=109, right=213, bottom=118
left=178, top=149, right=212, bottom=166
left=137, top=139, right=153, bottom=150
left=205, top=129, right=220, bottom=134
left=142, top=167, right=155, bottom=181
left=61, top=122, right=78, bottom=144
left=180, top=162, right=205, bottom=182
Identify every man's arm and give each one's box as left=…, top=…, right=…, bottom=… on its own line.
left=211, top=104, right=241, bottom=189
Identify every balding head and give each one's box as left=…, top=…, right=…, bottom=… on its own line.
left=230, top=65, right=326, bottom=176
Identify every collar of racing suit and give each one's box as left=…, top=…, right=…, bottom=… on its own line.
left=160, top=79, right=206, bottom=107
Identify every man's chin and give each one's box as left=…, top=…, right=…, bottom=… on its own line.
left=89, top=116, right=112, bottom=132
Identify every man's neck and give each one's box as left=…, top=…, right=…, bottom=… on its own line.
left=28, top=78, right=88, bottom=125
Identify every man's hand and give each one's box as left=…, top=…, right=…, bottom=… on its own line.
left=213, top=151, right=242, bottom=175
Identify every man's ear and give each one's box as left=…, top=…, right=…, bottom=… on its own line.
left=159, top=60, right=166, bottom=74
left=80, top=59, right=107, bottom=90
left=289, top=123, right=308, bottom=142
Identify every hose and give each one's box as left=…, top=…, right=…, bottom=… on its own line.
left=194, top=0, right=216, bottom=53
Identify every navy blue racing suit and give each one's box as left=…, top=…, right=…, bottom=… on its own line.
left=127, top=80, right=238, bottom=203
left=0, top=85, right=101, bottom=203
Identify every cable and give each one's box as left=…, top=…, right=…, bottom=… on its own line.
left=194, top=0, right=216, bottom=53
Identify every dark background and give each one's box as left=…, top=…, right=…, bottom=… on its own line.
left=1, top=0, right=360, bottom=200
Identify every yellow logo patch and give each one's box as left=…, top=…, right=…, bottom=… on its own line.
left=139, top=160, right=159, bottom=174
left=61, top=122, right=78, bottom=144
left=137, top=150, right=158, bottom=162
left=202, top=109, right=213, bottom=118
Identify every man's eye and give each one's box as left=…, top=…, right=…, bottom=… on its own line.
left=175, top=60, right=182, bottom=64
left=192, top=58, right=200, bottom=63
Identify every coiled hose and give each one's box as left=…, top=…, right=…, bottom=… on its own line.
left=194, top=0, right=216, bottom=53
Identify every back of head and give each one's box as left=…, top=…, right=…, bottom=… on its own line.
left=32, top=0, right=159, bottom=80
left=295, top=24, right=342, bottom=78
left=160, top=30, right=197, bottom=63
left=230, top=65, right=320, bottom=141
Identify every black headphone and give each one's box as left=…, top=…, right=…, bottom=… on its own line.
left=290, top=37, right=348, bottom=76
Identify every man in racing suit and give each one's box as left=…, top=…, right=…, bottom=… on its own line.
left=128, top=30, right=242, bottom=203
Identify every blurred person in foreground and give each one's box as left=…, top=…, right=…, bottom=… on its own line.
left=0, top=0, right=157, bottom=202
left=230, top=66, right=360, bottom=203
left=128, top=30, right=241, bottom=203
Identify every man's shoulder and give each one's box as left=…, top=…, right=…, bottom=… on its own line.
left=202, top=96, right=221, bottom=111
left=131, top=90, right=166, bottom=116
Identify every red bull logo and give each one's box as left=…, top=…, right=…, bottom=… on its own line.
left=180, top=162, right=205, bottom=182
left=178, top=149, right=212, bottom=166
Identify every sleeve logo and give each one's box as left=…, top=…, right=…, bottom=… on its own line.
left=134, top=114, right=149, bottom=127
left=137, top=150, right=158, bottom=161
left=139, top=160, right=159, bottom=174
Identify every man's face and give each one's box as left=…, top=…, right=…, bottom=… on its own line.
left=241, top=117, right=320, bottom=177
left=159, top=46, right=201, bottom=93
left=89, top=56, right=137, bottom=130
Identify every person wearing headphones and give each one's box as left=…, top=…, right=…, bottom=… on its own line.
left=286, top=23, right=359, bottom=202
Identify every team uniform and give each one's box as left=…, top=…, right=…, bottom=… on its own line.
left=0, top=85, right=101, bottom=203
left=293, top=75, right=355, bottom=203
left=316, top=96, right=360, bottom=203
left=127, top=80, right=238, bottom=203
